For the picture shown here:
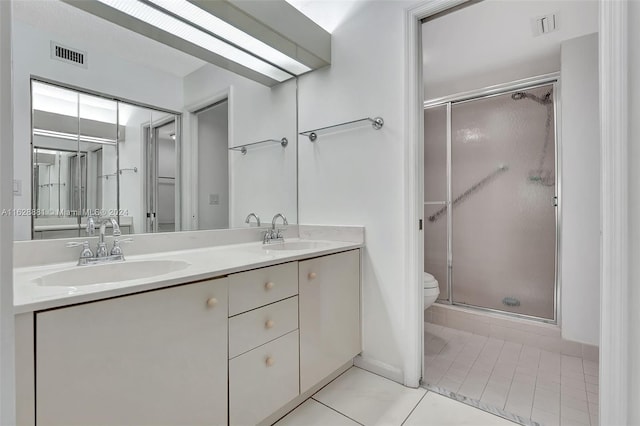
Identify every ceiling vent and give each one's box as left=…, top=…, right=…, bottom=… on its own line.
left=531, top=13, right=558, bottom=37
left=50, top=41, right=87, bottom=68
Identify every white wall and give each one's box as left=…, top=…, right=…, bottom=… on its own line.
left=0, top=1, right=15, bottom=423
left=197, top=103, right=229, bottom=230
left=628, top=1, right=640, bottom=422
left=11, top=20, right=184, bottom=240
left=183, top=64, right=297, bottom=229
left=298, top=0, right=413, bottom=379
left=422, top=0, right=599, bottom=99
left=560, top=33, right=600, bottom=346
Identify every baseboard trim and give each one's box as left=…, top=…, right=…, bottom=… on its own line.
left=353, top=354, right=405, bottom=385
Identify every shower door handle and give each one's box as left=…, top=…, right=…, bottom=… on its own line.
left=553, top=196, right=558, bottom=207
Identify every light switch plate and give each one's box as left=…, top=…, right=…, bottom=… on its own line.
left=13, top=179, right=22, bottom=196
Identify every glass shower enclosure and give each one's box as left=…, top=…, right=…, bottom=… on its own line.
left=424, top=80, right=558, bottom=321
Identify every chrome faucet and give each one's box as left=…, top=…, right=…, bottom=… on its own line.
left=67, top=216, right=129, bottom=265
left=263, top=213, right=288, bottom=244
left=97, top=218, right=121, bottom=257
left=245, top=213, right=261, bottom=227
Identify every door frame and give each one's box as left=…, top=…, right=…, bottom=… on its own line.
left=402, top=0, right=471, bottom=390
left=184, top=87, right=232, bottom=230
left=404, top=1, right=629, bottom=423
left=143, top=115, right=180, bottom=233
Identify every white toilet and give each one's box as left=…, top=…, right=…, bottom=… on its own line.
left=424, top=272, right=440, bottom=308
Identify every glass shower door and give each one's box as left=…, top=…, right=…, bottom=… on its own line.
left=450, top=85, right=557, bottom=319
left=424, top=105, right=449, bottom=300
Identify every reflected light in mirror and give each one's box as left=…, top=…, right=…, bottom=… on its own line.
left=32, top=82, right=119, bottom=123
left=32, top=129, right=117, bottom=145
left=96, top=0, right=293, bottom=82
left=148, top=0, right=311, bottom=75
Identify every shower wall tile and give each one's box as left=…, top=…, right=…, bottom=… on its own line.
left=561, top=340, right=583, bottom=357
left=423, top=309, right=432, bottom=323
left=431, top=310, right=446, bottom=326
left=581, top=344, right=599, bottom=362
left=536, top=335, right=563, bottom=353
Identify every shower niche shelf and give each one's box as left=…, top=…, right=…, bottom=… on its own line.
left=229, top=137, right=288, bottom=155
left=300, top=116, right=384, bottom=142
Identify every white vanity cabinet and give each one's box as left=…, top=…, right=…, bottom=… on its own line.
left=299, top=249, right=362, bottom=393
left=35, top=278, right=229, bottom=426
left=21, top=247, right=362, bottom=426
left=228, top=263, right=300, bottom=425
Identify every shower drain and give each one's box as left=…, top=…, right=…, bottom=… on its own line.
left=502, top=297, right=521, bottom=307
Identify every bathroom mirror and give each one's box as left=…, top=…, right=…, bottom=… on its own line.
left=12, top=0, right=298, bottom=240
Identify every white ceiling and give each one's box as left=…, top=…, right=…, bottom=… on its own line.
left=285, top=0, right=368, bottom=33
left=423, top=0, right=598, bottom=98
left=13, top=0, right=206, bottom=78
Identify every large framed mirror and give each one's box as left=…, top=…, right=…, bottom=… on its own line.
left=12, top=0, right=298, bottom=241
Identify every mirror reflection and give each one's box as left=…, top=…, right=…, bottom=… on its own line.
left=13, top=0, right=297, bottom=241
left=31, top=80, right=180, bottom=238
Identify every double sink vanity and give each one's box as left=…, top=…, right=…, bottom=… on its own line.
left=14, top=225, right=364, bottom=426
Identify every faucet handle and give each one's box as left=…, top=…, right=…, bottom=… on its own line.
left=86, top=216, right=96, bottom=236
left=66, top=241, right=93, bottom=259
left=110, top=238, right=132, bottom=256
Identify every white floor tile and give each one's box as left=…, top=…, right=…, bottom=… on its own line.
left=313, top=367, right=426, bottom=426
left=426, top=324, right=600, bottom=426
left=404, top=392, right=517, bottom=426
left=531, top=407, right=560, bottom=426
left=274, top=399, right=359, bottom=426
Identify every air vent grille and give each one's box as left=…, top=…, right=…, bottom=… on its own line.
left=50, top=42, right=87, bottom=68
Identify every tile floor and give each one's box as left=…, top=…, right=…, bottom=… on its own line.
left=275, top=366, right=517, bottom=426
left=423, top=323, right=599, bottom=426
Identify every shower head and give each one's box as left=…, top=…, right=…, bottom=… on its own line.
left=511, top=91, right=553, bottom=105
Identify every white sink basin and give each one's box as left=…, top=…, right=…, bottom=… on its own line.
left=263, top=241, right=330, bottom=251
left=35, top=260, right=191, bottom=287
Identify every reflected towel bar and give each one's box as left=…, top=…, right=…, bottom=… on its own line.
left=229, top=138, right=288, bottom=155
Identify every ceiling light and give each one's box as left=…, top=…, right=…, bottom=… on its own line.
left=147, top=0, right=311, bottom=75
left=95, top=0, right=293, bottom=82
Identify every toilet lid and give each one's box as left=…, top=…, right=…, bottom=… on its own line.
left=423, top=272, right=439, bottom=289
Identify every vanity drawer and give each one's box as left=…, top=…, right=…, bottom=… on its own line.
left=229, top=296, right=298, bottom=358
left=229, top=262, right=298, bottom=315
left=229, top=330, right=299, bottom=426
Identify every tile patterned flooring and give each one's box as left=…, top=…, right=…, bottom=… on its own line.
left=275, top=366, right=517, bottom=426
left=423, top=323, right=599, bottom=426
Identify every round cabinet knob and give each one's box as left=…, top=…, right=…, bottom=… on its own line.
left=265, top=357, right=275, bottom=367
left=308, top=272, right=317, bottom=280
left=264, top=281, right=275, bottom=291
left=206, top=297, right=218, bottom=308
left=265, top=319, right=275, bottom=329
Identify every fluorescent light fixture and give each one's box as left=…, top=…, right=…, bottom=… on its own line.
left=96, top=0, right=293, bottom=82
left=33, top=129, right=117, bottom=145
left=147, top=0, right=311, bottom=75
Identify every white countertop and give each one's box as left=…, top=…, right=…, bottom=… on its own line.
left=14, top=238, right=362, bottom=314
